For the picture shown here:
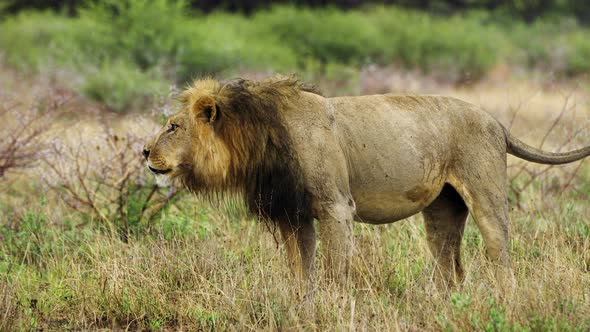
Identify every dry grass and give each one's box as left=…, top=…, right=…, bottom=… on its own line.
left=1, top=191, right=588, bottom=330
left=0, top=68, right=589, bottom=331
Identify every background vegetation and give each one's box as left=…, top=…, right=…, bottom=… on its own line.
left=0, top=0, right=589, bottom=330
left=1, top=0, right=590, bottom=111
left=4, top=0, right=590, bottom=22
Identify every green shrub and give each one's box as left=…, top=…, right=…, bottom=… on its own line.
left=504, top=17, right=583, bottom=74
left=79, top=0, right=186, bottom=69
left=564, top=32, right=590, bottom=76
left=78, top=1, right=298, bottom=82
left=506, top=18, right=590, bottom=77
left=206, top=13, right=299, bottom=74
left=507, top=21, right=553, bottom=69
left=372, top=7, right=502, bottom=80
left=0, top=11, right=85, bottom=71
left=81, top=61, right=166, bottom=112
left=253, top=6, right=502, bottom=80
left=1, top=3, right=589, bottom=110
left=175, top=12, right=298, bottom=81
left=256, top=6, right=381, bottom=65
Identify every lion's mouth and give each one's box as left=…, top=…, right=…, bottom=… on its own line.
left=148, top=166, right=172, bottom=175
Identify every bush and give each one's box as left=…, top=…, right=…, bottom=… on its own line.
left=1, top=2, right=589, bottom=110
left=256, top=7, right=381, bottom=65
left=79, top=0, right=186, bottom=70
left=0, top=4, right=505, bottom=84
left=564, top=32, right=590, bottom=76
left=504, top=17, right=590, bottom=77
left=175, top=12, right=298, bottom=81
left=42, top=123, right=178, bottom=241
left=0, top=11, right=88, bottom=72
left=0, top=1, right=299, bottom=107
left=0, top=89, right=66, bottom=178
left=249, top=6, right=502, bottom=80
left=372, top=7, right=503, bottom=80
left=82, top=61, right=166, bottom=112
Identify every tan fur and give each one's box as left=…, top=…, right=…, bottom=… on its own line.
left=144, top=77, right=590, bottom=294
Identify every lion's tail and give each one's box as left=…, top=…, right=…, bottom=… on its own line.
left=503, top=127, right=590, bottom=165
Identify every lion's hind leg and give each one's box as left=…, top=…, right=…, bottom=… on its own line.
left=448, top=147, right=516, bottom=292
left=422, top=184, right=469, bottom=290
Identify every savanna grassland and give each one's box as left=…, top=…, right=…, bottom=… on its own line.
left=1, top=1, right=590, bottom=331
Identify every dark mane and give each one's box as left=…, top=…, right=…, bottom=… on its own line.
left=182, top=77, right=319, bottom=227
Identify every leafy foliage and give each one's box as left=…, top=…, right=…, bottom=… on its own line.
left=1, top=2, right=589, bottom=110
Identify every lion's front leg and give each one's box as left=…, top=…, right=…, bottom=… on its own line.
left=278, top=218, right=317, bottom=294
left=297, top=221, right=317, bottom=289
left=317, top=202, right=354, bottom=286
left=278, top=220, right=302, bottom=280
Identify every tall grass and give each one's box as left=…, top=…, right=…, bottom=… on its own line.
left=1, top=173, right=589, bottom=330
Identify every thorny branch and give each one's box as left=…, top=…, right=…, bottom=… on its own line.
left=42, top=122, right=178, bottom=241
left=0, top=92, right=69, bottom=178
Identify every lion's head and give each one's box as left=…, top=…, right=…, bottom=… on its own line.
left=144, top=79, right=231, bottom=188
left=144, top=77, right=318, bottom=222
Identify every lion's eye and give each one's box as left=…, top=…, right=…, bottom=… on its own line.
left=167, top=123, right=179, bottom=133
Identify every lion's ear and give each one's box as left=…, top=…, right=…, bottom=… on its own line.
left=191, top=96, right=218, bottom=124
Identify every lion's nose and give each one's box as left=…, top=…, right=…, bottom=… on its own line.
left=142, top=148, right=150, bottom=160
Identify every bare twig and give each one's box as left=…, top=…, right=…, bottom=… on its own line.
left=42, top=123, right=178, bottom=240
left=507, top=92, right=589, bottom=209
left=0, top=93, right=68, bottom=178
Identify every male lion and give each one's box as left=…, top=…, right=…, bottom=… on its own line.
left=144, top=77, right=590, bottom=290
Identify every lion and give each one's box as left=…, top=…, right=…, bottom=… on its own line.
left=143, top=77, right=590, bottom=291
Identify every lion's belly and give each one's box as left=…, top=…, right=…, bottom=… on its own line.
left=329, top=95, right=454, bottom=224
left=351, top=178, right=445, bottom=224
left=344, top=121, right=450, bottom=224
